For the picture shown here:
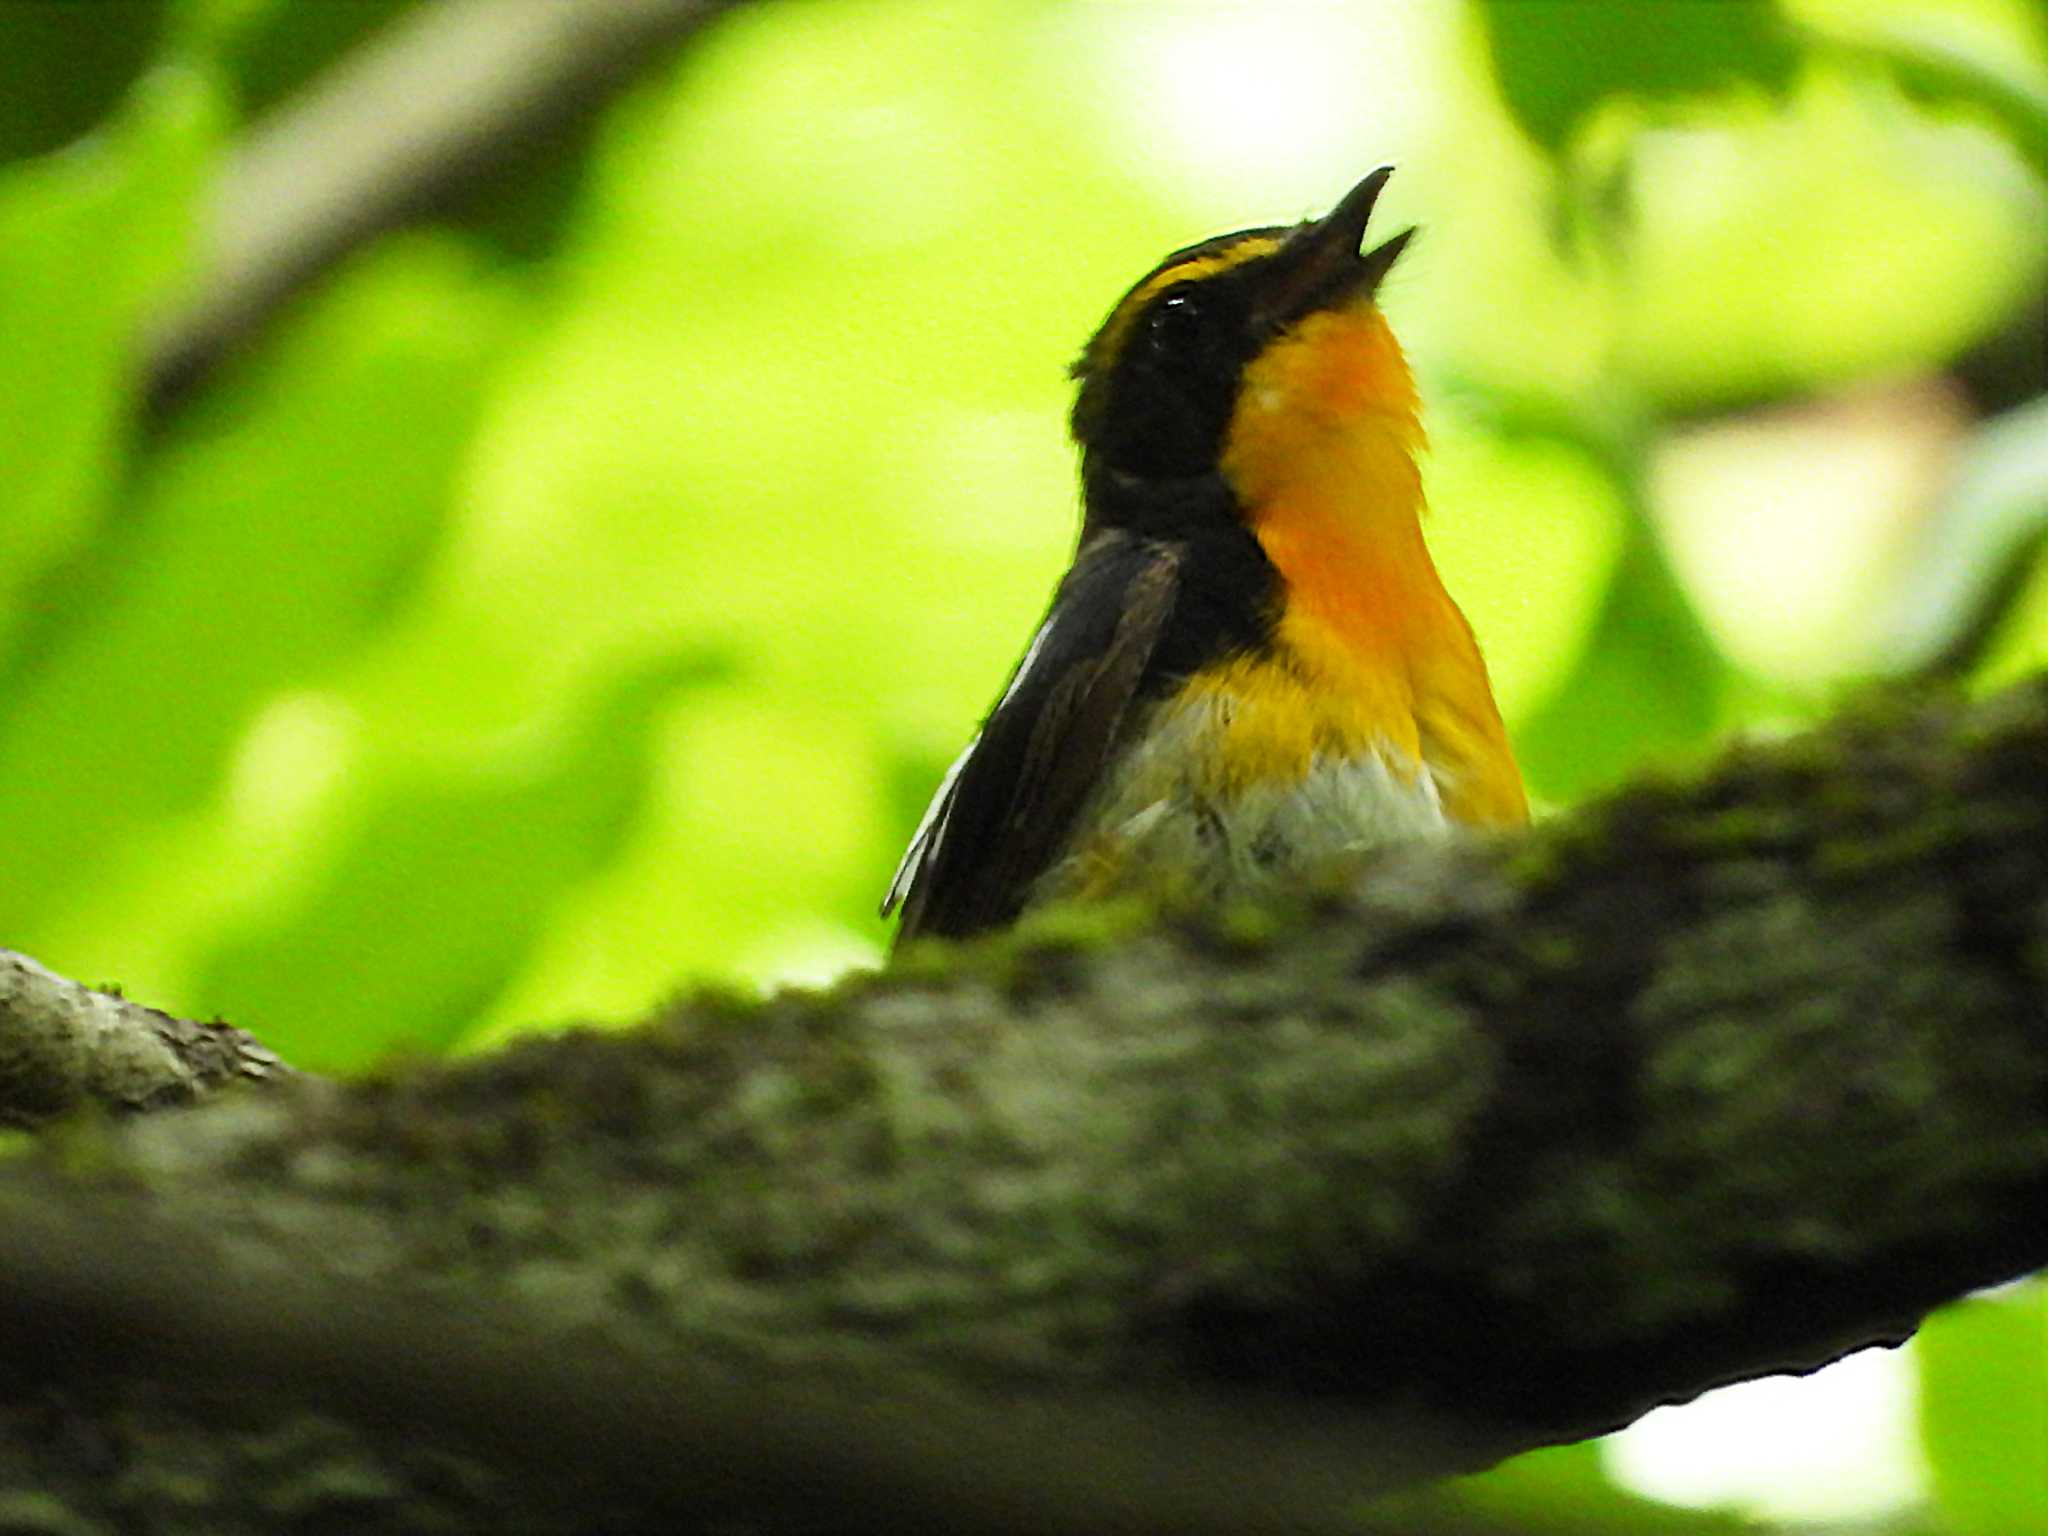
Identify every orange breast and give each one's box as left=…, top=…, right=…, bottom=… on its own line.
left=1214, top=304, right=1528, bottom=828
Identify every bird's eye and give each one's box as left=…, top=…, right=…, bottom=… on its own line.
left=1149, top=290, right=1202, bottom=341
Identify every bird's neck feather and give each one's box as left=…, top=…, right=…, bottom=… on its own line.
left=1220, top=306, right=1446, bottom=655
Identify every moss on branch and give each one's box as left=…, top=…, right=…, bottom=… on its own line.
left=3, top=679, right=2048, bottom=1532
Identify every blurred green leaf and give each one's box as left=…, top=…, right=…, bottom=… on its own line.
left=0, top=1, right=173, bottom=163
left=1423, top=405, right=1630, bottom=725
left=1474, top=0, right=1801, bottom=154
left=1446, top=387, right=1732, bottom=799
left=1606, top=86, right=2043, bottom=416
left=1918, top=1287, right=2048, bottom=1535
left=1424, top=1440, right=1755, bottom=1533
left=172, top=0, right=290, bottom=54
left=0, top=62, right=221, bottom=670
left=195, top=650, right=729, bottom=1072
left=1517, top=524, right=1730, bottom=801
left=1821, top=24, right=2048, bottom=182
left=0, top=235, right=518, bottom=950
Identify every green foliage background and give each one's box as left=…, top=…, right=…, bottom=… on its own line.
left=2, top=0, right=2045, bottom=1528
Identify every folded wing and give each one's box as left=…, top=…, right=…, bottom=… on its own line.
left=885, top=533, right=1181, bottom=945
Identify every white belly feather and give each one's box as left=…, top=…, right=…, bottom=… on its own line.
left=1030, top=692, right=1448, bottom=909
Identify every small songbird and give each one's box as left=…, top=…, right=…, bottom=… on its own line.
left=884, top=168, right=1526, bottom=946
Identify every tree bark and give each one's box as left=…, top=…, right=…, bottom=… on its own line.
left=3, top=679, right=2047, bottom=1532
left=0, top=947, right=287, bottom=1127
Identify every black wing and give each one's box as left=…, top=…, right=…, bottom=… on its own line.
left=884, top=532, right=1181, bottom=945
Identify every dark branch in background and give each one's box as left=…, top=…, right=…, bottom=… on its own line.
left=0, top=947, right=288, bottom=1128
left=140, top=0, right=739, bottom=424
left=4, top=678, right=2048, bottom=1531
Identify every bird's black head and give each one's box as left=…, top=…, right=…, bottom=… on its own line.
left=1068, top=167, right=1414, bottom=484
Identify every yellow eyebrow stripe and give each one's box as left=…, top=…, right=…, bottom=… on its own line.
left=1088, top=234, right=1284, bottom=371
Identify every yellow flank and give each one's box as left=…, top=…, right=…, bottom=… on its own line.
left=1082, top=235, right=1284, bottom=377
left=1176, top=642, right=1420, bottom=799
left=1415, top=660, right=1530, bottom=826
left=1214, top=299, right=1529, bottom=829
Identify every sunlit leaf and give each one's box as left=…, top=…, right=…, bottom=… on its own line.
left=1421, top=1440, right=1753, bottom=1533
left=1818, top=21, right=2048, bottom=182
left=195, top=650, right=730, bottom=1073
left=1446, top=388, right=1733, bottom=800
left=0, top=62, right=220, bottom=669
left=1918, top=1287, right=2048, bottom=1535
left=1610, top=79, right=2042, bottom=415
left=1423, top=414, right=1629, bottom=727
left=0, top=236, right=518, bottom=955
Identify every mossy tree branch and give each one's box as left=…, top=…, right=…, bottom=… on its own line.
left=4, top=679, right=2048, bottom=1532
left=0, top=947, right=287, bottom=1128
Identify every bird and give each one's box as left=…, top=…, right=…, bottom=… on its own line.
left=884, top=167, right=1526, bottom=947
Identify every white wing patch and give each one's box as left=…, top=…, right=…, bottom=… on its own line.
left=994, top=613, right=1057, bottom=713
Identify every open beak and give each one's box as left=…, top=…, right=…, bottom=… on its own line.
left=1254, top=166, right=1415, bottom=330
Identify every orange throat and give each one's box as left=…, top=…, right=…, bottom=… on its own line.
left=1213, top=304, right=1528, bottom=827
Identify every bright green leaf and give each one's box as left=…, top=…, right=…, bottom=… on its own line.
left=1423, top=420, right=1628, bottom=727
left=1918, top=1287, right=2048, bottom=1535
left=1428, top=1440, right=1754, bottom=1533
left=1815, top=17, right=2048, bottom=183
left=194, top=650, right=729, bottom=1073
left=0, top=235, right=518, bottom=954
left=0, top=61, right=221, bottom=669
left=1442, top=388, right=1733, bottom=800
